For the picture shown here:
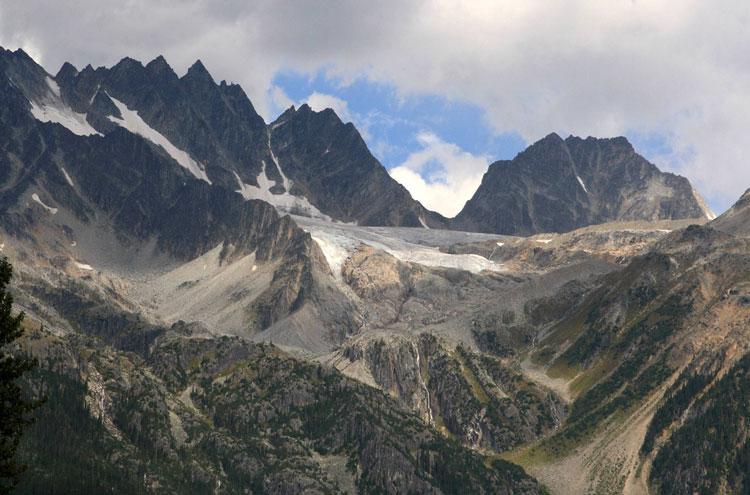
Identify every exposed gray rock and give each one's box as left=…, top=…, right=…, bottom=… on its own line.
left=452, top=133, right=713, bottom=235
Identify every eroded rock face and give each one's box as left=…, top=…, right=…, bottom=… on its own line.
left=452, top=133, right=713, bottom=236
left=341, top=334, right=567, bottom=453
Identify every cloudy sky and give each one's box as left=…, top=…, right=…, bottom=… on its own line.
left=2, top=0, right=748, bottom=216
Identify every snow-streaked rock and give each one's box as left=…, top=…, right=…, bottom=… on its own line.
left=29, top=77, right=101, bottom=137
left=107, top=95, right=211, bottom=183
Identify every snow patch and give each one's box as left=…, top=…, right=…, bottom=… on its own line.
left=576, top=175, right=588, bottom=193
left=534, top=239, right=552, bottom=244
left=231, top=129, right=331, bottom=220
left=233, top=167, right=330, bottom=220
left=30, top=101, right=101, bottom=136
left=74, top=261, right=93, bottom=271
left=107, top=95, right=211, bottom=183
left=31, top=193, right=57, bottom=214
left=418, top=216, right=430, bottom=229
left=495, top=241, right=505, bottom=247
left=29, top=78, right=101, bottom=137
left=0, top=243, right=4, bottom=251
left=45, top=77, right=60, bottom=97
left=267, top=129, right=292, bottom=191
left=60, top=167, right=74, bottom=186
left=89, top=84, right=100, bottom=104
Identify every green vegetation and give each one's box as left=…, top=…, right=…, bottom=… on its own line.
left=545, top=290, right=690, bottom=449
left=17, top=365, right=142, bottom=494
left=650, top=352, right=750, bottom=495
left=641, top=368, right=714, bottom=455
left=456, top=347, right=490, bottom=404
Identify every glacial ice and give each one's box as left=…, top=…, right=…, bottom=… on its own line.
left=294, top=216, right=508, bottom=276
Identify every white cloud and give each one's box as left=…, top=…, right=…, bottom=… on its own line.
left=389, top=133, right=489, bottom=217
left=2, top=0, right=750, bottom=211
left=304, top=92, right=352, bottom=123
left=268, top=85, right=294, bottom=117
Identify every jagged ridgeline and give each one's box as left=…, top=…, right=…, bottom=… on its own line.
left=0, top=47, right=445, bottom=230
left=1, top=42, right=745, bottom=495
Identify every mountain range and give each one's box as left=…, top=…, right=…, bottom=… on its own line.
left=1, top=46, right=746, bottom=495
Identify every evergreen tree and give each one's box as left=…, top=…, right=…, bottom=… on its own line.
left=0, top=258, right=42, bottom=493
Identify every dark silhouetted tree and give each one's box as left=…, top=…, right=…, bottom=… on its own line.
left=0, top=258, right=42, bottom=493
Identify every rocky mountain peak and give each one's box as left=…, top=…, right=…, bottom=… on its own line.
left=453, top=133, right=712, bottom=235
left=183, top=58, right=213, bottom=84
left=3, top=46, right=35, bottom=63
left=273, top=104, right=297, bottom=123
left=269, top=101, right=447, bottom=227
left=111, top=56, right=144, bottom=74
left=509, top=132, right=570, bottom=169
left=55, top=61, right=78, bottom=79
left=144, top=54, right=175, bottom=77
left=0, top=47, right=58, bottom=106
left=539, top=131, right=565, bottom=144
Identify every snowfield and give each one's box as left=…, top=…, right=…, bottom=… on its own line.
left=29, top=78, right=101, bottom=137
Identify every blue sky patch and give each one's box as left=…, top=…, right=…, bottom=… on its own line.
left=268, top=70, right=527, bottom=171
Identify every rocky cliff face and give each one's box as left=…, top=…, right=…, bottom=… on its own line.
left=0, top=46, right=361, bottom=345
left=452, top=133, right=714, bottom=236
left=341, top=334, right=566, bottom=453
